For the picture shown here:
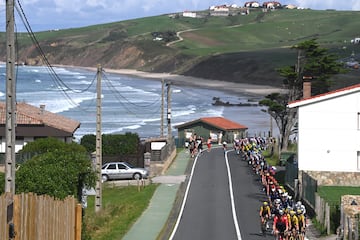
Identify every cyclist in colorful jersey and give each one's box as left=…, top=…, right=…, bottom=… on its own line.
left=296, top=209, right=306, bottom=240
left=289, top=210, right=300, bottom=239
left=259, top=201, right=271, bottom=231
left=273, top=209, right=289, bottom=240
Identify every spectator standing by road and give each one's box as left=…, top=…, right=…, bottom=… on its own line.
left=222, top=141, right=227, bottom=154
left=207, top=137, right=212, bottom=152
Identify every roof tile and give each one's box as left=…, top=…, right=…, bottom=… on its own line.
left=0, top=102, right=80, bottom=133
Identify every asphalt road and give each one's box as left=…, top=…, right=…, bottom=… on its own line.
left=170, top=147, right=275, bottom=240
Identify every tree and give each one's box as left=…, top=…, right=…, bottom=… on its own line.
left=16, top=138, right=96, bottom=200
left=260, top=39, right=345, bottom=151
left=80, top=132, right=140, bottom=155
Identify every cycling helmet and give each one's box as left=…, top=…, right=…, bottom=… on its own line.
left=290, top=210, right=296, bottom=216
left=263, top=201, right=268, bottom=206
left=274, top=199, right=281, bottom=204
left=296, top=209, right=302, bottom=215
left=278, top=209, right=284, bottom=215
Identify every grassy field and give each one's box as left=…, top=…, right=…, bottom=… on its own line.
left=1, top=8, right=359, bottom=88
left=318, top=186, right=360, bottom=206
left=83, top=184, right=158, bottom=240
left=316, top=186, right=360, bottom=234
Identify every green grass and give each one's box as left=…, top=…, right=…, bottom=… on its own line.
left=84, top=184, right=158, bottom=240
left=16, top=8, right=360, bottom=54
left=318, top=186, right=360, bottom=206
left=317, top=186, right=360, bottom=234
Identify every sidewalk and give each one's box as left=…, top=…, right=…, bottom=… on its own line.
left=122, top=149, right=191, bottom=240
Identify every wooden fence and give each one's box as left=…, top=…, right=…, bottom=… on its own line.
left=0, top=192, right=82, bottom=240
left=314, top=193, right=331, bottom=235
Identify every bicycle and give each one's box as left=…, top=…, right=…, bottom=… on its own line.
left=260, top=215, right=270, bottom=236
left=288, top=228, right=300, bottom=240
left=273, top=230, right=286, bottom=240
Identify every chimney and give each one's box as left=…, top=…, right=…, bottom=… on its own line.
left=39, top=104, right=45, bottom=115
left=302, top=76, right=312, bottom=99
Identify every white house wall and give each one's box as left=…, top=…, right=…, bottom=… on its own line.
left=297, top=92, right=360, bottom=172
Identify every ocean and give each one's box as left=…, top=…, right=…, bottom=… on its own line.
left=0, top=64, right=275, bottom=141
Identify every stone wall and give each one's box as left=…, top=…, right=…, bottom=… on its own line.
left=342, top=195, right=360, bottom=216
left=341, top=195, right=360, bottom=239
left=303, top=171, right=360, bottom=186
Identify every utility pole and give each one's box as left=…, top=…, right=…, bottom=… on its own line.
left=166, top=82, right=172, bottom=141
left=5, top=1, right=16, bottom=238
left=160, top=79, right=164, bottom=137
left=95, top=65, right=102, bottom=212
left=5, top=0, right=16, bottom=194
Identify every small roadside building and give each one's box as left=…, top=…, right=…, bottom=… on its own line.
left=175, top=116, right=248, bottom=147
left=288, top=83, right=360, bottom=186
left=0, top=102, right=80, bottom=154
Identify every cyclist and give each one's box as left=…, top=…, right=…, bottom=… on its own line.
left=289, top=210, right=300, bottom=239
left=222, top=141, right=227, bottom=154
left=296, top=209, right=306, bottom=240
left=259, top=201, right=271, bottom=232
left=273, top=209, right=289, bottom=240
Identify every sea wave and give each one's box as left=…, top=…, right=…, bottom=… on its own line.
left=0, top=65, right=275, bottom=138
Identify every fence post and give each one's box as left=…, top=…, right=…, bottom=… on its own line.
left=75, top=204, right=82, bottom=240
left=325, top=202, right=330, bottom=235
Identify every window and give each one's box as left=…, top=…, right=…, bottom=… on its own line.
left=107, top=164, right=116, bottom=170
left=358, top=151, right=360, bottom=171
left=118, top=164, right=127, bottom=169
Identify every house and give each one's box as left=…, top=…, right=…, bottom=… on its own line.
left=0, top=102, right=80, bottom=154
left=288, top=83, right=360, bottom=186
left=175, top=116, right=248, bottom=146
left=210, top=5, right=230, bottom=16
left=182, top=11, right=197, bottom=18
left=262, top=1, right=282, bottom=9
left=285, top=4, right=297, bottom=9
left=244, top=1, right=260, bottom=8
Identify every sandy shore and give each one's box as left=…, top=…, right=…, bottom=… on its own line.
left=60, top=65, right=285, bottom=97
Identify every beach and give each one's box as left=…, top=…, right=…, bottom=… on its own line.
left=77, top=66, right=285, bottom=97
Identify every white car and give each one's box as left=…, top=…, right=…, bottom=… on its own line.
left=101, top=162, right=149, bottom=182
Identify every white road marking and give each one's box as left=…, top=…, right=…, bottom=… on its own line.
left=168, top=150, right=201, bottom=240
left=225, top=149, right=242, bottom=240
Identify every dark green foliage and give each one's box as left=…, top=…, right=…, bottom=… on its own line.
left=0, top=172, right=4, bottom=195
left=151, top=31, right=178, bottom=43
left=260, top=39, right=345, bottom=150
left=16, top=138, right=96, bottom=200
left=292, top=39, right=346, bottom=95
left=80, top=134, right=97, bottom=153
left=80, top=133, right=140, bottom=155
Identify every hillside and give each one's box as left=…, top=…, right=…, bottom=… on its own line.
left=1, top=8, right=360, bottom=89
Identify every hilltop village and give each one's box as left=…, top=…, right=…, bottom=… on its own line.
left=180, top=1, right=299, bottom=18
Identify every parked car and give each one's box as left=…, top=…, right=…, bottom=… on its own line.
left=101, top=162, right=149, bottom=182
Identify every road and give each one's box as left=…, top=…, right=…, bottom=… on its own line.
left=170, top=147, right=275, bottom=240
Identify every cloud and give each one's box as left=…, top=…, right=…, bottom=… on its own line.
left=294, top=0, right=360, bottom=10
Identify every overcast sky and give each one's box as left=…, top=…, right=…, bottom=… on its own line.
left=1, top=0, right=360, bottom=32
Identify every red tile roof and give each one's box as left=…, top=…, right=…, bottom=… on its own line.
left=0, top=102, right=80, bottom=134
left=288, top=83, right=360, bottom=108
left=175, top=116, right=247, bottom=130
